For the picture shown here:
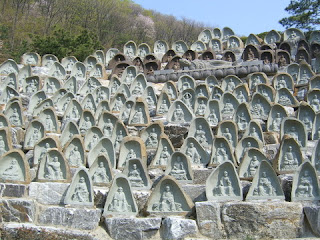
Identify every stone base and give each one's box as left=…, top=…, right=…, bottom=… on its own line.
left=0, top=223, right=111, bottom=240
left=222, top=201, right=303, bottom=239
left=304, top=205, right=320, bottom=237
left=193, top=168, right=214, bottom=184
left=0, top=199, right=36, bottom=223
left=29, top=182, right=69, bottom=205
left=196, top=201, right=304, bottom=239
left=104, top=217, right=162, bottom=240
left=38, top=205, right=101, bottom=230
left=0, top=183, right=27, bottom=198
left=160, top=217, right=198, bottom=240
left=182, top=184, right=206, bottom=203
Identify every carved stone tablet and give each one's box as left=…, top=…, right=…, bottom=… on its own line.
left=291, top=161, right=320, bottom=201
left=165, top=152, right=193, bottom=183
left=0, top=150, right=30, bottom=184
left=122, top=158, right=151, bottom=190
left=246, top=160, right=285, bottom=201
left=89, top=154, right=113, bottom=186
left=37, top=148, right=71, bottom=183
left=64, top=167, right=94, bottom=207
left=206, top=161, right=242, bottom=201
left=103, top=174, right=138, bottom=216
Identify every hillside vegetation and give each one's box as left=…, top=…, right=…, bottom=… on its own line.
left=0, top=0, right=209, bottom=62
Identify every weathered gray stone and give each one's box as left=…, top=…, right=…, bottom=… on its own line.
left=0, top=183, right=27, bottom=198
left=164, top=125, right=189, bottom=148
left=161, top=217, right=198, bottom=240
left=222, top=201, right=303, bottom=239
left=93, top=187, right=108, bottom=208
left=28, top=182, right=69, bottom=205
left=195, top=201, right=226, bottom=239
left=304, top=205, right=320, bottom=237
left=38, top=206, right=101, bottom=230
left=193, top=168, right=214, bottom=184
left=0, top=199, right=36, bottom=223
left=182, top=184, right=206, bottom=203
left=104, top=217, right=162, bottom=240
left=1, top=223, right=110, bottom=240
left=278, top=174, right=293, bottom=201
left=133, top=190, right=150, bottom=215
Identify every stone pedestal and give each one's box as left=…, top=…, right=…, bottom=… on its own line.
left=0, top=199, right=36, bottom=223
left=160, top=217, right=198, bottom=240
left=196, top=201, right=304, bottom=239
left=38, top=206, right=101, bottom=230
left=104, top=217, right=162, bottom=240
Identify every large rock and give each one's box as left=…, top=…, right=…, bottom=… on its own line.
left=104, top=217, right=162, bottom=240
left=304, top=205, right=320, bottom=237
left=192, top=169, right=213, bottom=184
left=0, top=183, right=27, bottom=198
left=222, top=201, right=303, bottom=239
left=28, top=182, right=69, bottom=205
left=38, top=206, right=101, bottom=230
left=195, top=201, right=226, bottom=239
left=182, top=184, right=206, bottom=203
left=0, top=199, right=36, bottom=223
left=161, top=217, right=198, bottom=240
left=1, top=223, right=109, bottom=240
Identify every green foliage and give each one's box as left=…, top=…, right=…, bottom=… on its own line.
left=30, top=29, right=102, bottom=61
left=279, top=0, right=320, bottom=31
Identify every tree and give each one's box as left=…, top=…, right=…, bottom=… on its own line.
left=279, top=0, right=320, bottom=31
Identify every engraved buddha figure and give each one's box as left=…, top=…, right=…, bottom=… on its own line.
left=222, top=128, right=233, bottom=147
left=247, top=155, right=259, bottom=177
left=114, top=130, right=124, bottom=151
left=112, top=97, right=123, bottom=112
left=93, top=161, right=109, bottom=183
left=9, top=108, right=21, bottom=126
left=45, top=115, right=54, bottom=132
left=208, top=108, right=218, bottom=126
left=88, top=134, right=99, bottom=150
left=0, top=135, right=6, bottom=156
left=159, top=185, right=182, bottom=212
left=103, top=119, right=113, bottom=137
left=222, top=99, right=234, bottom=115
left=195, top=100, right=206, bottom=116
left=296, top=170, right=313, bottom=197
left=158, top=146, right=170, bottom=166
left=169, top=156, right=187, bottom=180
left=28, top=128, right=42, bottom=147
left=311, top=95, right=320, bottom=112
left=215, top=142, right=228, bottom=164
left=128, top=163, right=143, bottom=187
left=236, top=90, right=246, bottom=103
left=282, top=145, right=298, bottom=170
left=254, top=171, right=276, bottom=196
left=126, top=149, right=136, bottom=161
left=80, top=116, right=92, bottom=134
left=108, top=186, right=131, bottom=212
left=72, top=177, right=89, bottom=202
left=186, top=142, right=200, bottom=164
left=216, top=171, right=234, bottom=196
left=172, top=104, right=184, bottom=122
left=271, top=113, right=282, bottom=131
left=158, top=100, right=169, bottom=114
left=146, top=128, right=158, bottom=148
left=131, top=107, right=144, bottom=124
left=195, top=125, right=208, bottom=147
left=69, top=146, right=82, bottom=166
left=121, top=103, right=131, bottom=123
left=45, top=155, right=63, bottom=180
left=1, top=159, right=21, bottom=181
